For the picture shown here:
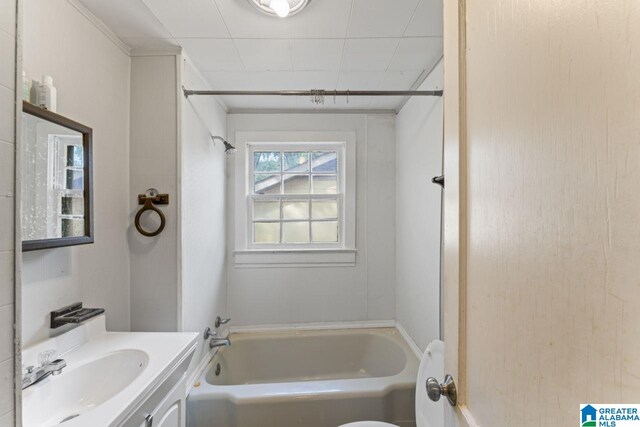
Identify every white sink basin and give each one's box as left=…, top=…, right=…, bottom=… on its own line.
left=23, top=350, right=148, bottom=426
left=22, top=316, right=198, bottom=427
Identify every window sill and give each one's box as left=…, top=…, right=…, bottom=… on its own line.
left=233, top=249, right=357, bottom=268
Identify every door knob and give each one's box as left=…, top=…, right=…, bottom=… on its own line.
left=426, top=374, right=457, bottom=406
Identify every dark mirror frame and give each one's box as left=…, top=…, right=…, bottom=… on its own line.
left=22, top=101, right=94, bottom=252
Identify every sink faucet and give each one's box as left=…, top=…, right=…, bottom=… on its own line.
left=22, top=351, right=67, bottom=390
left=210, top=337, right=231, bottom=349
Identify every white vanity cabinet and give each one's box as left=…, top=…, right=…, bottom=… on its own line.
left=122, top=352, right=192, bottom=427
left=21, top=316, right=197, bottom=427
left=137, top=377, right=186, bottom=427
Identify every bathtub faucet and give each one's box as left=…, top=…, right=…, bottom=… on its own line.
left=210, top=336, right=231, bottom=349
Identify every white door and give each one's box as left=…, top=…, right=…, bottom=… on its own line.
left=440, top=0, right=472, bottom=425
left=440, top=0, right=640, bottom=426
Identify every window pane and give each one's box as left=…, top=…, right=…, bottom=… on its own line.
left=254, top=201, right=280, bottom=220
left=312, top=200, right=337, bottom=219
left=254, top=174, right=281, bottom=194
left=66, top=145, right=83, bottom=167
left=254, top=152, right=281, bottom=172
left=283, top=152, right=309, bottom=172
left=311, top=151, right=337, bottom=172
left=312, top=221, right=338, bottom=243
left=283, top=222, right=310, bottom=243
left=61, top=196, right=84, bottom=215
left=254, top=222, right=280, bottom=243
left=66, top=170, right=83, bottom=190
left=62, top=218, right=85, bottom=237
left=312, top=175, right=337, bottom=194
left=283, top=201, right=309, bottom=219
left=283, top=175, right=310, bottom=194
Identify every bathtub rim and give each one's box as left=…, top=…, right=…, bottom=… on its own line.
left=189, top=326, right=419, bottom=403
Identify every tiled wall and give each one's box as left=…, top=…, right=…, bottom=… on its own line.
left=0, top=0, right=17, bottom=424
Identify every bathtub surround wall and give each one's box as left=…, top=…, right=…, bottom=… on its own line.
left=0, top=0, right=18, bottom=424
left=227, top=113, right=396, bottom=327
left=180, top=55, right=228, bottom=383
left=395, top=61, right=443, bottom=353
left=21, top=0, right=131, bottom=347
left=129, top=51, right=180, bottom=332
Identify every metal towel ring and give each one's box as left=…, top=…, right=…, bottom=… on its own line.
left=135, top=189, right=169, bottom=237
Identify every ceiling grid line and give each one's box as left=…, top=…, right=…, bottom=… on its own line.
left=79, top=0, right=444, bottom=110
left=212, top=0, right=248, bottom=71
left=401, top=0, right=424, bottom=37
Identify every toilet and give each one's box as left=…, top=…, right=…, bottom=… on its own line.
left=339, top=340, right=445, bottom=427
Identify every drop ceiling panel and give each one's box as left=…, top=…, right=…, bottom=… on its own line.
left=141, top=0, right=229, bottom=38
left=204, top=71, right=298, bottom=90
left=379, top=70, right=423, bottom=89
left=214, top=0, right=292, bottom=39
left=79, top=0, right=444, bottom=111
left=292, top=71, right=340, bottom=89
left=388, top=37, right=442, bottom=71
left=337, top=71, right=386, bottom=90
left=234, top=39, right=293, bottom=70
left=404, top=0, right=443, bottom=37
left=291, top=39, right=344, bottom=71
left=78, top=0, right=172, bottom=39
left=347, top=0, right=421, bottom=38
left=285, top=0, right=352, bottom=39
left=340, top=38, right=400, bottom=71
left=178, top=39, right=244, bottom=71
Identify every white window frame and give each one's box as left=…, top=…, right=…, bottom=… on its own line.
left=233, top=131, right=356, bottom=266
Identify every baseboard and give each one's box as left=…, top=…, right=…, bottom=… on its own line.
left=395, top=321, right=423, bottom=359
left=230, top=320, right=396, bottom=334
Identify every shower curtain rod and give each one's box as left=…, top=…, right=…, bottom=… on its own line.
left=182, top=88, right=444, bottom=98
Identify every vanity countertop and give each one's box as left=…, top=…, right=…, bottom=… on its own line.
left=22, top=315, right=198, bottom=427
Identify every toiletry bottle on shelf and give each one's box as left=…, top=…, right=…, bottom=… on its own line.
left=37, top=75, right=57, bottom=112
left=30, top=79, right=40, bottom=104
left=22, top=71, right=31, bottom=102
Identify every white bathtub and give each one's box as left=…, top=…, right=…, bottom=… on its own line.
left=187, top=328, right=418, bottom=427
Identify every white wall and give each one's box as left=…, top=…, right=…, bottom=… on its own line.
left=227, top=113, right=396, bottom=327
left=180, top=55, right=228, bottom=379
left=0, top=0, right=17, bottom=424
left=396, top=61, right=443, bottom=352
left=460, top=0, right=640, bottom=424
left=129, top=52, right=179, bottom=332
left=21, top=0, right=131, bottom=347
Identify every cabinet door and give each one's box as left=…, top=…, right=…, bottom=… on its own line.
left=155, top=401, right=181, bottom=427
left=137, top=377, right=186, bottom=427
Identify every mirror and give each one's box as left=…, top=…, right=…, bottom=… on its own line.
left=21, top=101, right=93, bottom=251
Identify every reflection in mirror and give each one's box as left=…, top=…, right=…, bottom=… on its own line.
left=21, top=102, right=93, bottom=251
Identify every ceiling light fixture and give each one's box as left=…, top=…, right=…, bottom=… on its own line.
left=270, top=0, right=290, bottom=17
left=248, top=0, right=311, bottom=18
